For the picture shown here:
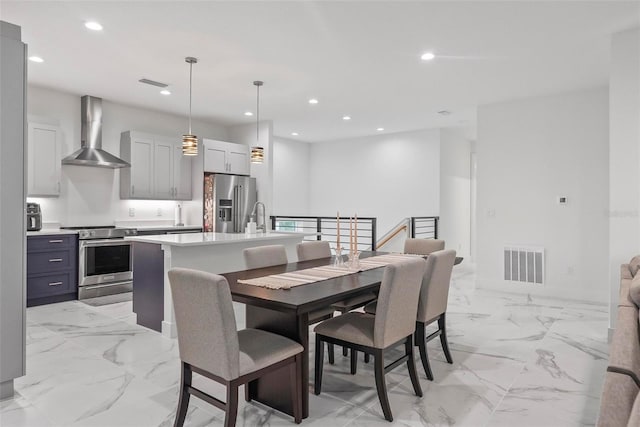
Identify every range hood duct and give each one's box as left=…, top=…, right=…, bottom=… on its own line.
left=62, top=95, right=130, bottom=168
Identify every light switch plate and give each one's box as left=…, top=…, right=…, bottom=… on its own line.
left=128, top=208, right=135, bottom=217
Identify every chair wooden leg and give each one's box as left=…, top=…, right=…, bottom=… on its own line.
left=328, top=343, right=335, bottom=365
left=314, top=335, right=324, bottom=395
left=405, top=336, right=423, bottom=397
left=415, top=322, right=434, bottom=380
left=244, top=381, right=252, bottom=402
left=174, top=362, right=191, bottom=427
left=374, top=349, right=393, bottom=422
left=439, top=313, right=453, bottom=364
left=224, top=384, right=239, bottom=427
left=350, top=348, right=357, bottom=375
left=290, top=355, right=302, bottom=424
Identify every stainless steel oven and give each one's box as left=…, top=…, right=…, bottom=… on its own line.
left=62, top=226, right=137, bottom=299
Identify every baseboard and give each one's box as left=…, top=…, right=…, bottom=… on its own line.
left=0, top=380, right=14, bottom=400
left=476, top=277, right=607, bottom=305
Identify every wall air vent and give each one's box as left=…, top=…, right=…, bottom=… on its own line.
left=504, top=246, right=544, bottom=284
left=138, top=78, right=168, bottom=88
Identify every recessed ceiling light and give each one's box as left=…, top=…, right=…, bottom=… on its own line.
left=85, top=21, right=103, bottom=31
left=376, top=127, right=384, bottom=132
left=28, top=56, right=44, bottom=63
left=308, top=98, right=318, bottom=105
left=244, top=111, right=253, bottom=116
left=291, top=132, right=299, bottom=136
left=342, top=116, right=351, bottom=121
left=160, top=90, right=171, bottom=95
left=421, top=52, right=435, bottom=61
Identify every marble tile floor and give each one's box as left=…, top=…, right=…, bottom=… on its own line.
left=1, top=265, right=609, bottom=427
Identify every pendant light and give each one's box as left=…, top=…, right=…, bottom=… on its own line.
left=182, top=57, right=198, bottom=156
left=250, top=80, right=264, bottom=164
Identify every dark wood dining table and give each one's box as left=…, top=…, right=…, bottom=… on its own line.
left=222, top=251, right=463, bottom=419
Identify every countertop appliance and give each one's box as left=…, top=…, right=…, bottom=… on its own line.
left=60, top=225, right=137, bottom=299
left=26, top=203, right=42, bottom=231
left=204, top=173, right=256, bottom=233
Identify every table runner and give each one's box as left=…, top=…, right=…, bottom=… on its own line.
left=237, top=253, right=421, bottom=290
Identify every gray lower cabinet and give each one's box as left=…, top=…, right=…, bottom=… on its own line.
left=27, top=235, right=78, bottom=306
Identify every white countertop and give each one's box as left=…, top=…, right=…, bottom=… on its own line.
left=125, top=231, right=316, bottom=247
left=26, top=229, right=79, bottom=236
left=133, top=225, right=202, bottom=231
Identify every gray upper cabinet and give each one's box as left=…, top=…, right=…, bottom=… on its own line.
left=27, top=122, right=61, bottom=197
left=203, top=139, right=250, bottom=175
left=120, top=131, right=192, bottom=200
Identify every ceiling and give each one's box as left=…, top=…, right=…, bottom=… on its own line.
left=1, top=1, right=638, bottom=142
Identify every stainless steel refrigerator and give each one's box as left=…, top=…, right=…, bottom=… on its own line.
left=204, top=173, right=257, bottom=233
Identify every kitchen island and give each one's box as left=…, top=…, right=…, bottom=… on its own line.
left=125, top=232, right=316, bottom=337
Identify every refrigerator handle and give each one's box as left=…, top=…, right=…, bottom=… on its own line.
left=233, top=185, right=239, bottom=232
left=238, top=185, right=243, bottom=233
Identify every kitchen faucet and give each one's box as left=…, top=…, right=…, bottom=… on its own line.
left=251, top=201, right=267, bottom=233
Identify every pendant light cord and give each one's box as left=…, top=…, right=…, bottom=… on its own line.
left=188, top=61, right=193, bottom=135
left=256, top=83, right=260, bottom=141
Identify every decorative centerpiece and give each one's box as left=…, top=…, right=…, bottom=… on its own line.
left=348, top=213, right=360, bottom=270
left=334, top=211, right=344, bottom=267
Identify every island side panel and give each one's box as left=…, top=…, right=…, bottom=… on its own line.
left=132, top=242, right=164, bottom=332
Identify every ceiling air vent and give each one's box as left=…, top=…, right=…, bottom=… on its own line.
left=138, top=78, right=168, bottom=88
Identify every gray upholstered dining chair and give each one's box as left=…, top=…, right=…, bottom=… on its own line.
left=244, top=244, right=288, bottom=269
left=296, top=240, right=331, bottom=262
left=314, top=258, right=427, bottom=422
left=404, top=238, right=445, bottom=255
left=243, top=244, right=337, bottom=361
left=168, top=268, right=303, bottom=427
left=364, top=249, right=457, bottom=380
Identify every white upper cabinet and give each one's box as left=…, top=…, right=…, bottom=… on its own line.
left=153, top=137, right=174, bottom=199
left=227, top=146, right=250, bottom=175
left=120, top=131, right=192, bottom=200
left=203, top=139, right=250, bottom=175
left=173, top=144, right=192, bottom=200
left=27, top=122, right=61, bottom=197
left=127, top=134, right=154, bottom=199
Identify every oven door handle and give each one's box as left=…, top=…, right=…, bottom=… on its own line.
left=80, top=239, right=131, bottom=248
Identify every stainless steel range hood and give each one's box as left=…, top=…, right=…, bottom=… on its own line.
left=62, top=95, right=130, bottom=168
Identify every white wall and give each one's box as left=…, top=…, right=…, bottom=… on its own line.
left=273, top=137, right=311, bottom=216
left=476, top=88, right=609, bottom=303
left=308, top=129, right=441, bottom=241
left=609, top=28, right=640, bottom=329
left=440, top=128, right=472, bottom=258
left=26, top=85, right=228, bottom=226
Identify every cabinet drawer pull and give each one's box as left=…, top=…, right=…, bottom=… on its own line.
left=49, top=239, right=64, bottom=243
left=49, top=258, right=63, bottom=262
left=48, top=281, right=63, bottom=287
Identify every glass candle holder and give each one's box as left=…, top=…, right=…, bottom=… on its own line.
left=348, top=250, right=360, bottom=270
left=333, top=246, right=344, bottom=267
